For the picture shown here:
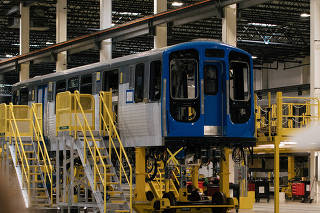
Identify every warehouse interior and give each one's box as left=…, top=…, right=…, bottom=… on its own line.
left=0, top=0, right=320, bottom=212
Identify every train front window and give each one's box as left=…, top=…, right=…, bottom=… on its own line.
left=170, top=59, right=197, bottom=99
left=169, top=49, right=200, bottom=122
left=229, top=62, right=249, bottom=101
left=228, top=51, right=251, bottom=124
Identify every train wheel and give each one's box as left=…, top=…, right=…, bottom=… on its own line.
left=211, top=192, right=227, bottom=213
left=163, top=192, right=176, bottom=213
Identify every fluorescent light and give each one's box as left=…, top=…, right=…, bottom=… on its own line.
left=248, top=22, right=277, bottom=27
left=172, top=2, right=183, bottom=7
left=116, top=11, right=141, bottom=16
left=5, top=54, right=13, bottom=57
left=282, top=141, right=297, bottom=145
left=300, top=13, right=310, bottom=17
left=46, top=41, right=54, bottom=45
left=252, top=56, right=257, bottom=59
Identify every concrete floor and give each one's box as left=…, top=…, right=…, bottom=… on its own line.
left=230, top=200, right=320, bottom=213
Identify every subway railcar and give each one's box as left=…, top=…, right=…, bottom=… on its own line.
left=12, top=40, right=255, bottom=148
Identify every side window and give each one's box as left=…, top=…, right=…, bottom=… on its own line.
left=149, top=60, right=161, bottom=101
left=80, top=74, right=92, bottom=94
left=204, top=65, right=218, bottom=95
left=134, top=63, right=144, bottom=103
left=68, top=77, right=79, bottom=93
left=13, top=90, right=18, bottom=105
left=103, top=69, right=119, bottom=94
left=55, top=80, right=66, bottom=97
left=20, top=88, right=29, bottom=105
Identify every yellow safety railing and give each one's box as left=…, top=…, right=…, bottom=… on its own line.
left=100, top=91, right=133, bottom=212
left=0, top=103, right=6, bottom=136
left=7, top=103, right=31, bottom=203
left=256, top=92, right=320, bottom=138
left=73, top=90, right=109, bottom=213
left=31, top=103, right=53, bottom=204
left=56, top=91, right=95, bottom=135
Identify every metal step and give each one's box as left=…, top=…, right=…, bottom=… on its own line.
left=74, top=139, right=105, bottom=213
left=74, top=137, right=130, bottom=212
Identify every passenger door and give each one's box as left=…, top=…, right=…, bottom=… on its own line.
left=203, top=62, right=223, bottom=136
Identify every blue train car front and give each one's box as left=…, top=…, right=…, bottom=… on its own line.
left=161, top=41, right=255, bottom=146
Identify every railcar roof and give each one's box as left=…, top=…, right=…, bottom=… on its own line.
left=14, top=40, right=240, bottom=88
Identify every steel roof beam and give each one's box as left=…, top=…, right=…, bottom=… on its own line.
left=0, top=0, right=262, bottom=73
left=238, top=0, right=271, bottom=9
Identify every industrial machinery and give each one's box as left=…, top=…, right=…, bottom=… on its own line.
left=1, top=40, right=255, bottom=212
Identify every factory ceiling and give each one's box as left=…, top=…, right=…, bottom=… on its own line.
left=0, top=0, right=310, bottom=84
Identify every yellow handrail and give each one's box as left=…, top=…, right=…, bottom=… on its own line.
left=256, top=92, right=320, bottom=139
left=99, top=91, right=133, bottom=212
left=7, top=103, right=30, bottom=204
left=31, top=103, right=53, bottom=205
left=73, top=91, right=109, bottom=213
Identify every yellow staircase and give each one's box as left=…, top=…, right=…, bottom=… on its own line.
left=0, top=103, right=53, bottom=208
left=56, top=91, right=132, bottom=213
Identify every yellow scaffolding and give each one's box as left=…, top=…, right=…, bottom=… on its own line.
left=255, top=92, right=320, bottom=213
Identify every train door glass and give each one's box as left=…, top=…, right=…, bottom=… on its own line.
left=203, top=62, right=222, bottom=133
left=37, top=85, right=48, bottom=133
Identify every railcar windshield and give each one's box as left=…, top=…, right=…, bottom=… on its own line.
left=229, top=61, right=249, bottom=101
left=228, top=50, right=251, bottom=124
left=170, top=59, right=198, bottom=99
left=169, top=49, right=200, bottom=122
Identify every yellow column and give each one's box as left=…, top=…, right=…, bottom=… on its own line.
left=135, top=147, right=146, bottom=201
left=288, top=156, right=295, bottom=180
left=274, top=92, right=282, bottom=213
left=220, top=148, right=230, bottom=197
left=274, top=136, right=280, bottom=213
left=191, top=165, right=199, bottom=189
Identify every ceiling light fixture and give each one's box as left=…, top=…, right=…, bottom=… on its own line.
left=300, top=13, right=310, bottom=17
left=252, top=56, right=257, bottom=59
left=46, top=41, right=54, bottom=45
left=172, top=2, right=183, bottom=7
left=248, top=22, right=277, bottom=27
left=5, top=54, right=13, bottom=57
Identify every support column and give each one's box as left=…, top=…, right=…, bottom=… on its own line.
left=274, top=92, right=282, bottom=213
left=154, top=0, right=167, bottom=49
left=100, top=0, right=112, bottom=61
left=191, top=165, right=199, bottom=189
left=274, top=136, right=280, bottom=213
left=220, top=148, right=230, bottom=196
left=222, top=4, right=237, bottom=46
left=310, top=151, right=317, bottom=202
left=56, top=0, right=67, bottom=71
left=288, top=156, right=295, bottom=181
left=135, top=147, right=146, bottom=201
left=220, top=4, right=236, bottom=198
left=310, top=0, right=320, bottom=202
left=19, top=3, right=30, bottom=81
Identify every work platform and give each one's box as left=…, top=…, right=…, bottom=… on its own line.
left=254, top=91, right=320, bottom=213
left=0, top=90, right=239, bottom=213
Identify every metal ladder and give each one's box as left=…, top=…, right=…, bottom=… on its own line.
left=2, top=103, right=53, bottom=208
left=8, top=138, right=51, bottom=207
left=74, top=133, right=130, bottom=213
